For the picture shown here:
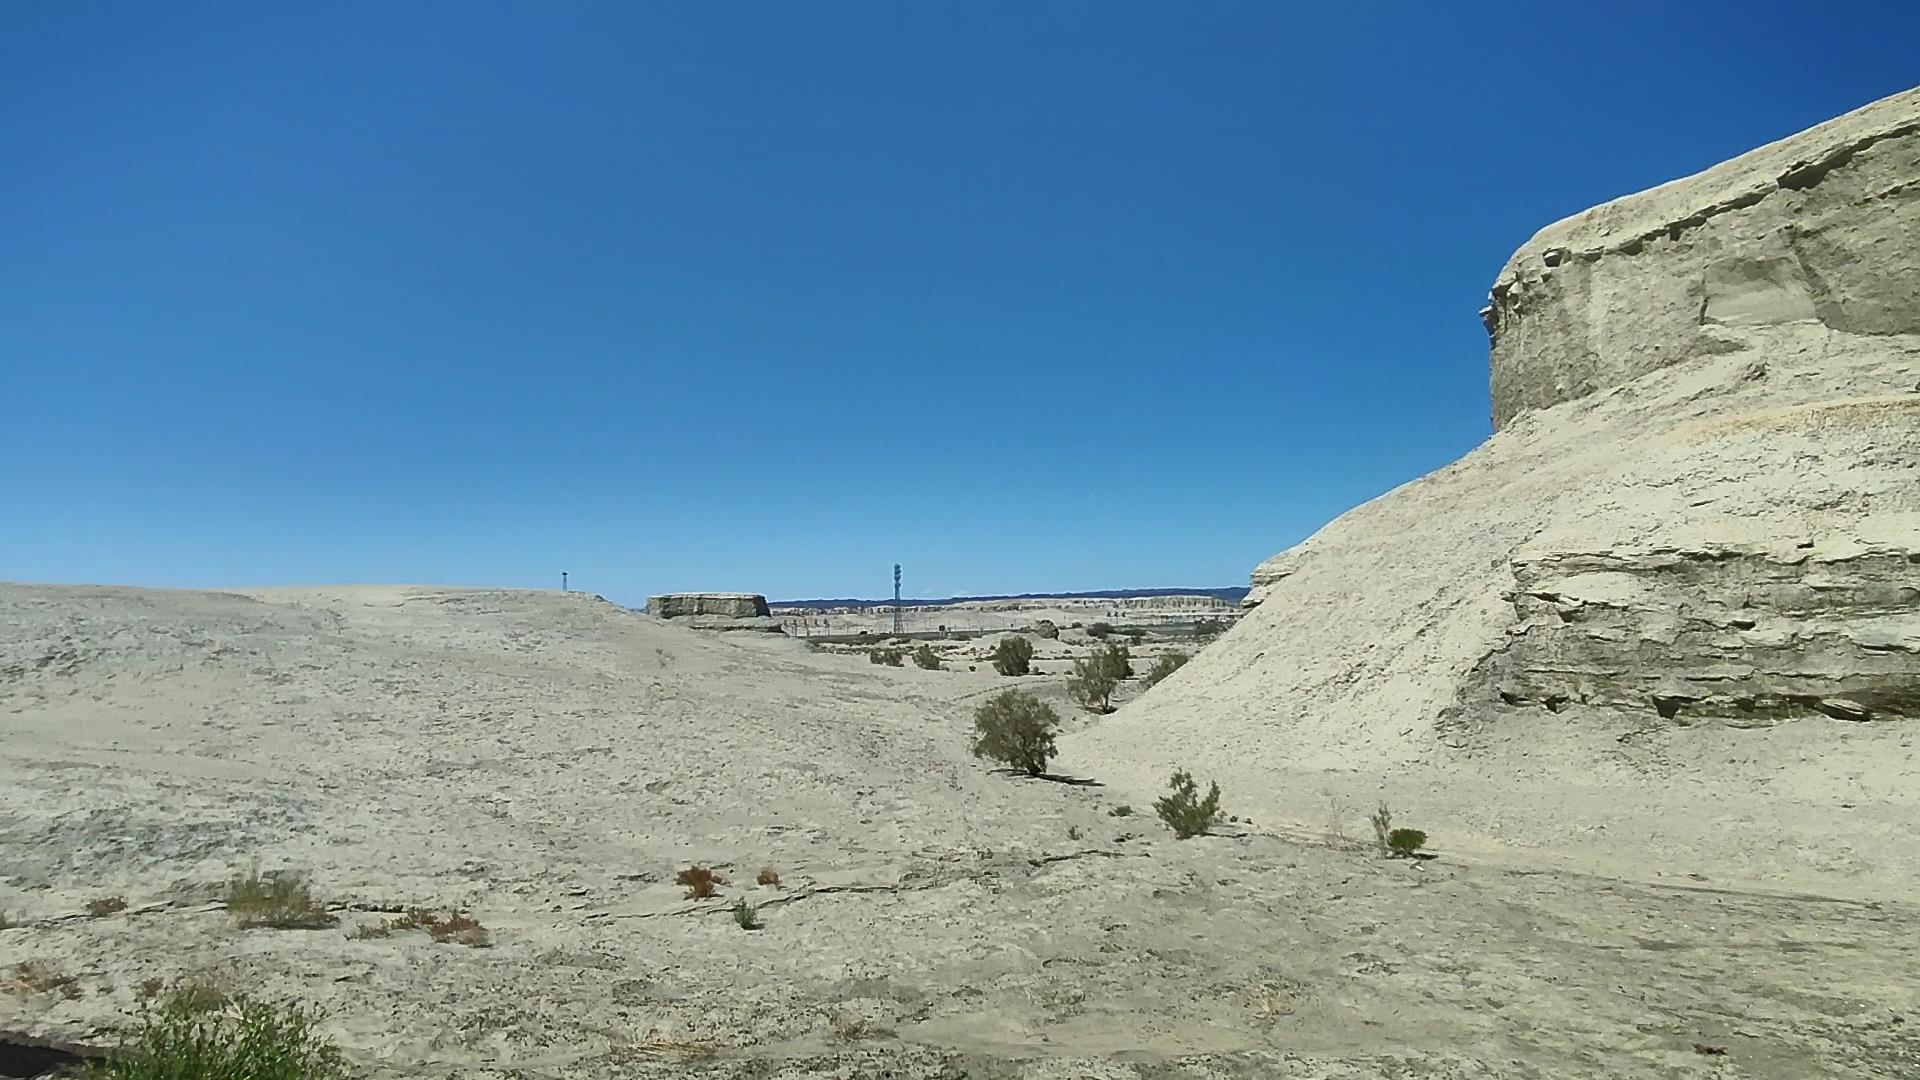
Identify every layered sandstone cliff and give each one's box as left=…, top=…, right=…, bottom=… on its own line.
left=1072, top=88, right=1920, bottom=893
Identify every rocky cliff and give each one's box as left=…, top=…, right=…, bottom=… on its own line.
left=1070, top=88, right=1920, bottom=895
left=1487, top=88, right=1920, bottom=427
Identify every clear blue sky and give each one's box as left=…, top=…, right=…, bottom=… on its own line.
left=4, top=4, right=1915, bottom=603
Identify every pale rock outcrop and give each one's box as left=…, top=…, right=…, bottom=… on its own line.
left=645, top=592, right=782, bottom=631
left=1069, top=87, right=1920, bottom=891
left=1488, top=87, right=1920, bottom=427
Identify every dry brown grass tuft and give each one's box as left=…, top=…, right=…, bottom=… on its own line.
left=351, top=907, right=489, bottom=948
left=675, top=866, right=724, bottom=899
left=225, top=868, right=337, bottom=929
left=87, top=896, right=129, bottom=918
left=756, top=867, right=781, bottom=887
left=3, top=961, right=81, bottom=1000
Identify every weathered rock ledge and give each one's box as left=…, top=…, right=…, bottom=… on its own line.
left=645, top=592, right=782, bottom=632
left=1469, top=515, right=1920, bottom=722
left=1487, top=87, right=1920, bottom=428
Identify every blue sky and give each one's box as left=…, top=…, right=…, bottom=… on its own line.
left=4, top=3, right=1916, bottom=603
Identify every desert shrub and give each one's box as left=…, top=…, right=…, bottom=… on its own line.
left=1108, top=804, right=1134, bottom=817
left=1154, top=770, right=1223, bottom=839
left=1030, top=620, right=1060, bottom=639
left=350, top=908, right=489, bottom=947
left=1369, top=803, right=1394, bottom=858
left=224, top=869, right=335, bottom=930
left=971, top=690, right=1059, bottom=776
left=868, top=648, right=904, bottom=666
left=912, top=645, right=942, bottom=670
left=731, top=898, right=762, bottom=931
left=1127, top=629, right=1146, bottom=644
left=1067, top=655, right=1118, bottom=713
left=756, top=867, right=781, bottom=887
left=1094, top=643, right=1132, bottom=680
left=1087, top=622, right=1113, bottom=640
left=675, top=866, right=724, bottom=899
left=1388, top=828, right=1428, bottom=858
left=1192, top=617, right=1225, bottom=638
left=87, top=896, right=128, bottom=918
left=990, top=636, right=1034, bottom=676
left=1143, top=651, right=1190, bottom=688
left=134, top=976, right=230, bottom=1014
left=83, top=992, right=350, bottom=1080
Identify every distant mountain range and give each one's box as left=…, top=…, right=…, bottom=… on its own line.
left=771, top=587, right=1249, bottom=609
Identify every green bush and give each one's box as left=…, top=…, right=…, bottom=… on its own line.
left=868, top=648, right=904, bottom=667
left=1087, top=622, right=1113, bottom=640
left=911, top=645, right=942, bottom=670
left=971, top=690, right=1059, bottom=776
left=731, top=897, right=763, bottom=931
left=1108, top=804, right=1134, bottom=817
left=1143, top=651, right=1189, bottom=688
left=990, top=636, right=1034, bottom=676
left=1154, top=770, right=1223, bottom=839
left=1369, top=803, right=1394, bottom=858
left=1095, top=643, right=1132, bottom=680
left=1067, top=655, right=1118, bottom=713
left=1029, top=620, right=1060, bottom=639
left=224, top=868, right=335, bottom=930
left=1388, top=828, right=1428, bottom=858
left=1192, top=617, right=1225, bottom=638
left=1127, top=629, right=1146, bottom=644
left=84, top=993, right=350, bottom=1080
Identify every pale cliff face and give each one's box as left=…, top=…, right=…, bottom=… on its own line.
left=1485, top=87, right=1920, bottom=428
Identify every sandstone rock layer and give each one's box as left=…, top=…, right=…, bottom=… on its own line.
left=1488, top=87, right=1920, bottom=427
left=1071, top=88, right=1920, bottom=894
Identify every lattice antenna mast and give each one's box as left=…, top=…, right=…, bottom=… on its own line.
left=893, top=563, right=903, bottom=635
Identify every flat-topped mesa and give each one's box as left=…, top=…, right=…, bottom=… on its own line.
left=1486, top=87, right=1920, bottom=429
left=645, top=592, right=781, bottom=631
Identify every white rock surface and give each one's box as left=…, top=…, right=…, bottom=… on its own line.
left=1071, top=88, right=1920, bottom=897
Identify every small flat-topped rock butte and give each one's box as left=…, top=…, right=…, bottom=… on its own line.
left=3, top=88, right=1919, bottom=1079
left=644, top=592, right=783, bottom=632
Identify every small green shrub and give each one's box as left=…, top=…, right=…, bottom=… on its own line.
left=1067, top=654, right=1118, bottom=713
left=84, top=992, right=350, bottom=1080
left=1095, top=643, right=1132, bottom=680
left=1388, top=828, right=1428, bottom=858
left=87, top=896, right=128, bottom=918
left=868, top=648, right=904, bottom=667
left=224, top=869, right=336, bottom=930
left=1108, top=805, right=1134, bottom=817
left=1087, top=622, right=1113, bottom=640
left=1154, top=770, right=1223, bottom=839
left=731, top=898, right=762, bottom=931
left=1369, top=803, right=1393, bottom=858
left=1192, top=617, right=1225, bottom=638
left=971, top=690, right=1059, bottom=776
left=1143, top=651, right=1190, bottom=688
left=990, top=636, right=1034, bottom=676
left=912, top=645, right=942, bottom=670
left=1030, top=620, right=1060, bottom=639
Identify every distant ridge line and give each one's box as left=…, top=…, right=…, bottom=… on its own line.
left=772, top=587, right=1248, bottom=609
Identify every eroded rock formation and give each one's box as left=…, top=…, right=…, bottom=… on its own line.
left=645, top=592, right=782, bottom=631
left=1487, top=89, right=1920, bottom=427
left=1070, top=87, right=1920, bottom=889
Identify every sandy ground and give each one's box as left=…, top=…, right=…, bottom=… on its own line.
left=3, top=584, right=1917, bottom=1078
